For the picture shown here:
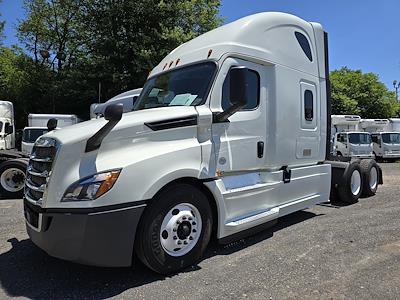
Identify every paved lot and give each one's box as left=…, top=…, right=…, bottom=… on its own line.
left=0, top=163, right=399, bottom=299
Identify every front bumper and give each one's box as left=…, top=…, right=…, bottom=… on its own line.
left=24, top=199, right=146, bottom=267
left=382, top=153, right=400, bottom=159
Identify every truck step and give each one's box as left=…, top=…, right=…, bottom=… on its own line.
left=226, top=207, right=279, bottom=227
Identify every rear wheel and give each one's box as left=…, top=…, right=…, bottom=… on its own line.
left=135, top=183, right=213, bottom=274
left=338, top=161, right=363, bottom=204
left=359, top=159, right=379, bottom=197
left=0, top=159, right=27, bottom=199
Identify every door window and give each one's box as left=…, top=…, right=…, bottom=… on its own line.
left=221, top=68, right=260, bottom=110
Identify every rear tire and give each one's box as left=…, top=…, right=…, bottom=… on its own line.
left=359, top=159, right=379, bottom=197
left=0, top=159, right=27, bottom=199
left=337, top=161, right=363, bottom=204
left=135, top=183, right=213, bottom=274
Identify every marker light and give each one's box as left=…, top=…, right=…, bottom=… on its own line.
left=62, top=170, right=121, bottom=202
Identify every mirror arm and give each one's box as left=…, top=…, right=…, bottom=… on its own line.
left=214, top=102, right=246, bottom=123
left=85, top=119, right=119, bottom=152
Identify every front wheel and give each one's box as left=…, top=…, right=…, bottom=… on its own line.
left=0, top=159, right=27, bottom=199
left=135, top=183, right=213, bottom=274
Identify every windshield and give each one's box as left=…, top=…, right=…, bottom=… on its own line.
left=382, top=133, right=400, bottom=144
left=349, top=133, right=371, bottom=144
left=134, top=62, right=216, bottom=111
left=22, top=129, right=48, bottom=143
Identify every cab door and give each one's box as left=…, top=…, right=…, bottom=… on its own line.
left=209, top=57, right=267, bottom=174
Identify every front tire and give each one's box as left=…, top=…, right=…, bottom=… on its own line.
left=135, top=183, right=213, bottom=274
left=359, top=159, right=379, bottom=197
left=0, top=159, right=27, bottom=199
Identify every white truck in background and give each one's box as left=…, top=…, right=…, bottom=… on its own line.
left=360, top=119, right=400, bottom=161
left=24, top=12, right=383, bottom=274
left=331, top=115, right=374, bottom=159
left=389, top=118, right=400, bottom=131
left=91, top=88, right=142, bottom=118
left=0, top=101, right=29, bottom=198
left=22, top=114, right=79, bottom=155
left=0, top=101, right=15, bottom=150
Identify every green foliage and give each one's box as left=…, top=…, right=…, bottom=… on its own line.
left=0, top=46, right=55, bottom=127
left=330, top=67, right=398, bottom=118
left=0, top=0, right=222, bottom=126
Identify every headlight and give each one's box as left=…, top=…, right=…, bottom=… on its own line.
left=62, top=170, right=121, bottom=202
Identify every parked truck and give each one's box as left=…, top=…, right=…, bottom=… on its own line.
left=0, top=101, right=29, bottom=198
left=23, top=12, right=383, bottom=274
left=92, top=88, right=142, bottom=118
left=360, top=119, right=400, bottom=161
left=22, top=114, right=79, bottom=155
left=0, top=101, right=15, bottom=150
left=389, top=118, right=400, bottom=131
left=331, top=115, right=374, bottom=159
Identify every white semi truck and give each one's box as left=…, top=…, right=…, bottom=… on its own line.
left=22, top=114, right=79, bottom=155
left=360, top=119, right=400, bottom=161
left=23, top=12, right=382, bottom=274
left=331, top=115, right=374, bottom=159
left=0, top=101, right=29, bottom=198
left=0, top=101, right=15, bottom=150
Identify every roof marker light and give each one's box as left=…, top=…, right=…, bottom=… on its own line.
left=169, top=61, right=174, bottom=68
left=163, top=63, right=167, bottom=70
left=207, top=49, right=213, bottom=58
left=175, top=58, right=180, bottom=66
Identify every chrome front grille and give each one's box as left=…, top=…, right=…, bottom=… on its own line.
left=25, top=138, right=57, bottom=205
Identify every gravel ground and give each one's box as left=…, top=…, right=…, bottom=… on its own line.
left=0, top=163, right=399, bottom=299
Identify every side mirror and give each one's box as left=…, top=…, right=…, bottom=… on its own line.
left=215, top=66, right=249, bottom=122
left=85, top=103, right=123, bottom=152
left=4, top=123, right=13, bottom=135
left=104, top=103, right=123, bottom=122
left=47, top=118, right=58, bottom=131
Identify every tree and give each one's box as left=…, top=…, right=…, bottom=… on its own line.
left=330, top=67, right=398, bottom=118
left=13, top=0, right=222, bottom=122
left=0, top=46, right=54, bottom=127
left=79, top=0, right=222, bottom=100
left=18, top=0, right=85, bottom=70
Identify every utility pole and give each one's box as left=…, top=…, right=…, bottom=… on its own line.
left=98, top=82, right=101, bottom=103
left=393, top=80, right=400, bottom=101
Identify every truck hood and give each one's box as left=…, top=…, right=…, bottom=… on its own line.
left=43, top=106, right=199, bottom=145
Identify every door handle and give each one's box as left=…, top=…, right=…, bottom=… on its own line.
left=257, top=141, right=264, bottom=158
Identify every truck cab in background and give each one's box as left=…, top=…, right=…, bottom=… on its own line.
left=360, top=119, right=400, bottom=161
left=22, top=114, right=79, bottom=155
left=0, top=101, right=15, bottom=150
left=91, top=88, right=142, bottom=118
left=331, top=115, right=374, bottom=159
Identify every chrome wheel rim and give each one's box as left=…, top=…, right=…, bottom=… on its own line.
left=369, top=167, right=378, bottom=190
left=160, top=203, right=202, bottom=257
left=0, top=168, right=26, bottom=192
left=350, top=170, right=361, bottom=196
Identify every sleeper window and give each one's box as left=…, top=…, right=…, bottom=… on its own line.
left=304, top=90, right=313, bottom=121
left=222, top=68, right=260, bottom=110
left=295, top=31, right=313, bottom=62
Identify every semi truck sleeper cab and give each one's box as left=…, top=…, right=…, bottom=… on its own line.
left=23, top=12, right=382, bottom=274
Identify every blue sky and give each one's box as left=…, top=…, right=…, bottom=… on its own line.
left=1, top=0, right=399, bottom=90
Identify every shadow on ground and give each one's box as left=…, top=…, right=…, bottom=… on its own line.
left=0, top=210, right=318, bottom=299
